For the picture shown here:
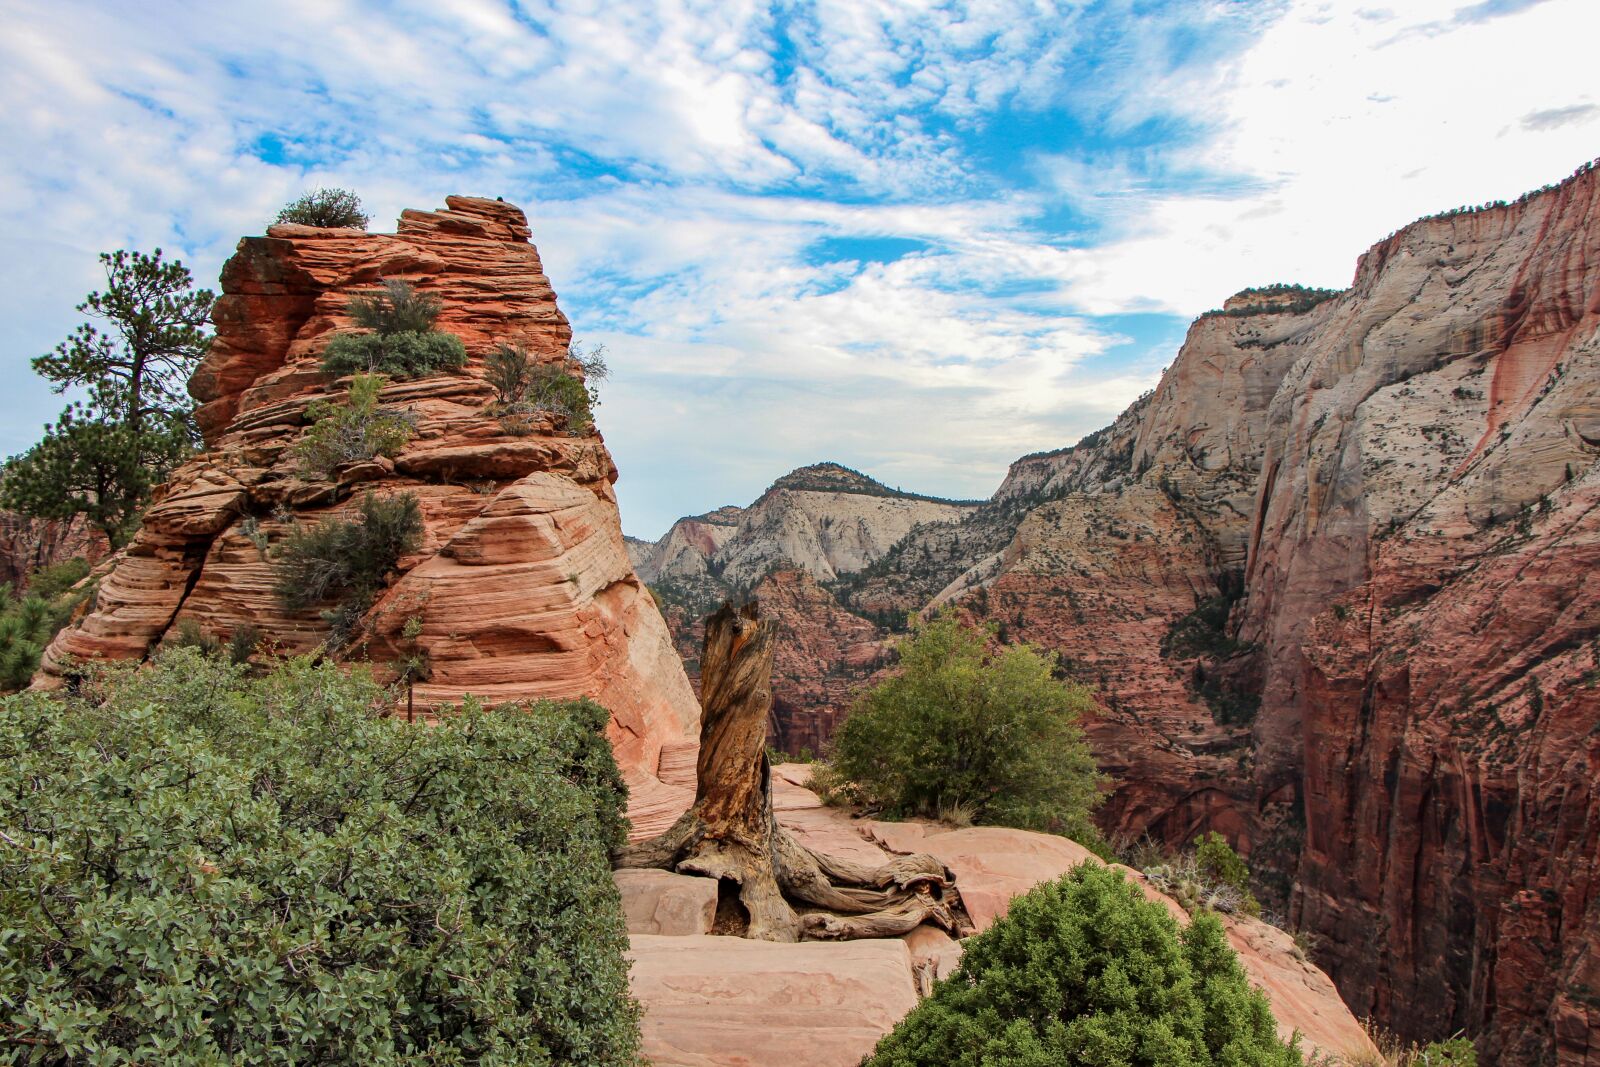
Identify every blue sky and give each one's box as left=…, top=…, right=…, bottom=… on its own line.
left=1, top=0, right=1596, bottom=538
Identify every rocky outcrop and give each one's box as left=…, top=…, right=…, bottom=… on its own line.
left=622, top=765, right=1377, bottom=1066
left=33, top=197, right=699, bottom=794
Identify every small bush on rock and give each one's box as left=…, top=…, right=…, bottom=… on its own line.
left=864, top=862, right=1302, bottom=1067
left=488, top=340, right=609, bottom=436
left=1144, top=831, right=1263, bottom=918
left=825, top=612, right=1105, bottom=844
left=272, top=492, right=422, bottom=647
left=274, top=187, right=370, bottom=229
left=295, top=373, right=417, bottom=476
left=320, top=280, right=467, bottom=379
left=0, top=650, right=641, bottom=1064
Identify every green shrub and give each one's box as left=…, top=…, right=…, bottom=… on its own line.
left=320, top=280, right=466, bottom=379
left=0, top=561, right=93, bottom=691
left=824, top=613, right=1105, bottom=844
left=488, top=341, right=608, bottom=436
left=1415, top=1037, right=1477, bottom=1066
left=295, top=373, right=418, bottom=476
left=272, top=492, right=423, bottom=647
left=0, top=650, right=640, bottom=1064
left=865, top=862, right=1300, bottom=1066
left=24, top=558, right=90, bottom=600
left=321, top=330, right=467, bottom=380
left=274, top=187, right=370, bottom=229
left=1142, top=833, right=1262, bottom=918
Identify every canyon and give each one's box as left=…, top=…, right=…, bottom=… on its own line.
left=634, top=162, right=1600, bottom=1063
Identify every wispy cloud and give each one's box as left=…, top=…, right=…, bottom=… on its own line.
left=0, top=0, right=1595, bottom=536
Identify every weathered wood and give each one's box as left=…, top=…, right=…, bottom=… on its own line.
left=615, top=600, right=968, bottom=943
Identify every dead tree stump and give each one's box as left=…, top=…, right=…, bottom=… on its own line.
left=615, top=601, right=966, bottom=942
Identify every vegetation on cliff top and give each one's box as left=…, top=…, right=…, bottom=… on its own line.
left=274, top=187, right=370, bottom=230
left=819, top=613, right=1105, bottom=845
left=863, top=862, right=1302, bottom=1066
left=0, top=650, right=640, bottom=1064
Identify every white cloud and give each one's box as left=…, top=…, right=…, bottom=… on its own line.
left=0, top=0, right=1594, bottom=538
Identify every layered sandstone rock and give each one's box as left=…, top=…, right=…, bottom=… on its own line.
left=33, top=197, right=698, bottom=796
left=623, top=766, right=1377, bottom=1066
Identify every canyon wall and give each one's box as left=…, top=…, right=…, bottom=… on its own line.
left=844, top=168, right=1600, bottom=1062
left=638, top=165, right=1600, bottom=1061
left=34, top=197, right=699, bottom=790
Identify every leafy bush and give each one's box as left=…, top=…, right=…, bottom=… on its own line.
left=320, top=280, right=467, bottom=379
left=488, top=341, right=609, bottom=436
left=272, top=492, right=423, bottom=646
left=24, top=558, right=90, bottom=600
left=824, top=613, right=1105, bottom=844
left=274, top=187, right=370, bottom=229
left=864, top=862, right=1301, bottom=1066
left=0, top=650, right=640, bottom=1064
left=295, top=373, right=418, bottom=476
left=0, top=561, right=93, bottom=691
left=1143, top=832, right=1263, bottom=918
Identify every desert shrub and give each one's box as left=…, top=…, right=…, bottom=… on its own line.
left=272, top=492, right=422, bottom=646
left=864, top=862, right=1301, bottom=1066
left=295, top=373, right=418, bottom=476
left=0, top=562, right=93, bottom=691
left=0, top=649, right=640, bottom=1064
left=320, top=280, right=467, bottom=379
left=274, top=187, right=370, bottom=229
left=824, top=613, right=1105, bottom=844
left=488, top=341, right=609, bottom=436
left=171, top=616, right=223, bottom=656
left=1144, top=832, right=1263, bottom=918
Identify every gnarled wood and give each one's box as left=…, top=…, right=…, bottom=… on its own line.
left=615, top=601, right=968, bottom=942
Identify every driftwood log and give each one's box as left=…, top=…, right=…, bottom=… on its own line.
left=615, top=601, right=966, bottom=942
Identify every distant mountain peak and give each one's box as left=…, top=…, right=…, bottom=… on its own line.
left=768, top=462, right=891, bottom=495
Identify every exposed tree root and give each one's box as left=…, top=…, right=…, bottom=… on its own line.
left=614, top=601, right=967, bottom=942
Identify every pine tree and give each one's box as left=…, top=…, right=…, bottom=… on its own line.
left=3, top=249, right=214, bottom=547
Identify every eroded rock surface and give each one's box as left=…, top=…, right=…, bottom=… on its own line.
left=33, top=197, right=698, bottom=796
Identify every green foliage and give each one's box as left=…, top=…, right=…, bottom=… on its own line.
left=3, top=249, right=212, bottom=546
left=488, top=341, right=609, bottom=436
left=1414, top=1038, right=1477, bottom=1066
left=295, top=373, right=418, bottom=476
left=0, top=561, right=93, bottom=692
left=320, top=280, right=467, bottom=379
left=272, top=492, right=423, bottom=647
left=349, top=279, right=444, bottom=336
left=825, top=613, right=1105, bottom=843
left=864, top=863, right=1301, bottom=1066
left=274, top=187, right=370, bottom=229
left=24, top=558, right=90, bottom=601
left=1145, top=833, right=1263, bottom=918
left=321, top=330, right=467, bottom=380
left=0, top=650, right=641, bottom=1064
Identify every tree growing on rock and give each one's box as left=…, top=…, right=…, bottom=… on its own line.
left=275, top=187, right=370, bottom=229
left=2, top=249, right=213, bottom=547
left=822, top=613, right=1106, bottom=845
left=616, top=601, right=969, bottom=942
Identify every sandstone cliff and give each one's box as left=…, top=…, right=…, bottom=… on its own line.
left=34, top=197, right=699, bottom=791
left=816, top=163, right=1600, bottom=1062
left=0, top=512, right=103, bottom=591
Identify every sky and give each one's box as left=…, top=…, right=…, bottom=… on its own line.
left=1, top=0, right=1597, bottom=539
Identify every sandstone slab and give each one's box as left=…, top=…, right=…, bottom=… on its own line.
left=626, top=935, right=918, bottom=1067
left=614, top=869, right=716, bottom=936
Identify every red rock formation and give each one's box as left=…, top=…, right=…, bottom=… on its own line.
left=34, top=197, right=698, bottom=794
left=803, top=160, right=1600, bottom=1061
left=0, top=512, right=105, bottom=591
